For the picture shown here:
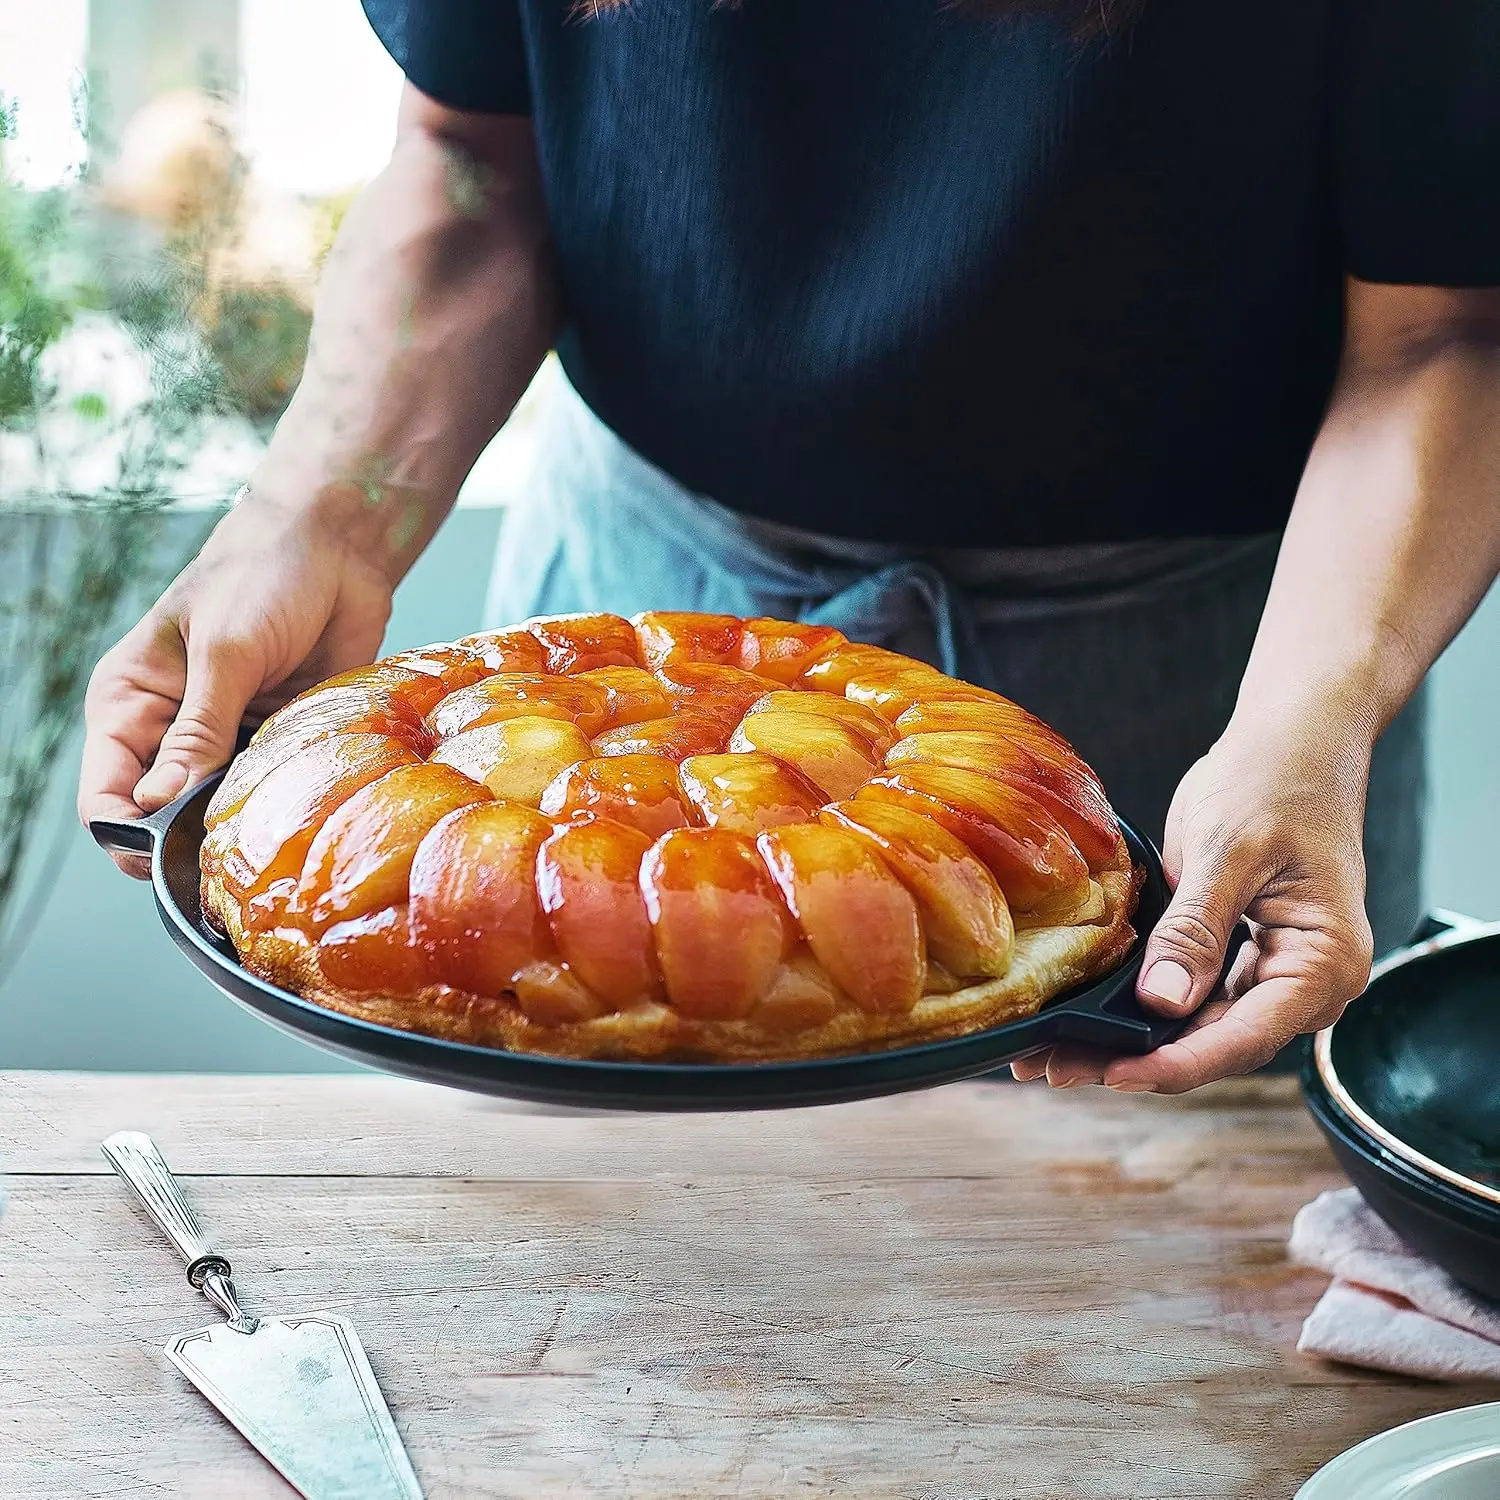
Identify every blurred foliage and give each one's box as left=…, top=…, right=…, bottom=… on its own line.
left=0, top=83, right=330, bottom=978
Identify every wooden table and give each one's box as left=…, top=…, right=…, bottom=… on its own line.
left=1, top=1073, right=1494, bottom=1498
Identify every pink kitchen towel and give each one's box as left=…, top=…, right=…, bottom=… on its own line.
left=1289, top=1188, right=1500, bottom=1382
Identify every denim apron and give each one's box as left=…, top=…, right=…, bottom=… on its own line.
left=486, top=359, right=1425, bottom=958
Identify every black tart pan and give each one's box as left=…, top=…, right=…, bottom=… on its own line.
left=93, top=773, right=1182, bottom=1111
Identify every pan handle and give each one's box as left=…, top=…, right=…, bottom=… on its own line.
left=88, top=798, right=178, bottom=857
left=1410, top=908, right=1488, bottom=943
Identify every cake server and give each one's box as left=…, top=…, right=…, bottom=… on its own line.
left=101, top=1130, right=424, bottom=1500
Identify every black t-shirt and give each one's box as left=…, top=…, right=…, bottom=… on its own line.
left=362, top=0, right=1500, bottom=546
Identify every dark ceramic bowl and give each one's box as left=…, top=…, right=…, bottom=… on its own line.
left=1303, top=913, right=1500, bottom=1301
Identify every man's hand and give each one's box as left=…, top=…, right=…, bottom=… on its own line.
left=79, top=487, right=395, bottom=875
left=1011, top=713, right=1376, bottom=1093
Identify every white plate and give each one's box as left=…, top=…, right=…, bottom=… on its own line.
left=1296, top=1404, right=1500, bottom=1500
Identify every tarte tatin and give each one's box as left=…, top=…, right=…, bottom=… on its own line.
left=199, top=612, right=1142, bottom=1062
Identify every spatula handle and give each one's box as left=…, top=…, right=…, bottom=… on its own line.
left=101, top=1131, right=257, bottom=1332
left=102, top=1130, right=227, bottom=1277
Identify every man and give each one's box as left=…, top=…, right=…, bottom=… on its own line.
left=81, top=0, right=1500, bottom=1091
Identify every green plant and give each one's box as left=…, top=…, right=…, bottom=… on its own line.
left=0, top=90, right=312, bottom=979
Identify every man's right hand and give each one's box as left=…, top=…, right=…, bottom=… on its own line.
left=79, top=485, right=396, bottom=876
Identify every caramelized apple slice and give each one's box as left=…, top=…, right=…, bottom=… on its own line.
left=409, top=802, right=551, bottom=995
left=736, top=619, right=846, bottom=683
left=384, top=642, right=495, bottom=691
left=797, top=642, right=919, bottom=693
left=220, top=733, right=419, bottom=898
left=885, top=731, right=1119, bottom=869
left=652, top=661, right=776, bottom=722
left=728, top=711, right=877, bottom=801
left=536, top=817, right=662, bottom=1008
left=430, top=716, right=592, bottom=804
left=453, top=628, right=549, bottom=674
left=639, top=828, right=786, bottom=1019
left=592, top=715, right=731, bottom=763
left=893, top=698, right=1090, bottom=775
left=820, top=801, right=1012, bottom=978
left=757, top=824, right=925, bottom=1014
left=753, top=948, right=844, bottom=1032
left=855, top=765, right=1089, bottom=915
left=512, top=960, right=611, bottom=1025
left=294, top=662, right=460, bottom=719
left=208, top=687, right=433, bottom=828
left=678, top=753, right=823, bottom=835
left=538, top=754, right=690, bottom=838
left=633, top=611, right=744, bottom=671
left=525, top=612, right=640, bottom=673
left=292, top=762, right=490, bottom=936
left=744, top=690, right=897, bottom=755
left=426, top=673, right=609, bottom=740
left=841, top=665, right=994, bottom=723
left=318, top=903, right=432, bottom=995
left=572, top=666, right=673, bottom=730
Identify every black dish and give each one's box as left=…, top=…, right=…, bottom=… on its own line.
left=92, top=774, right=1181, bottom=1112
left=1302, top=914, right=1500, bottom=1301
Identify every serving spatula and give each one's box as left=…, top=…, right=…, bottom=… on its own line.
left=101, top=1130, right=424, bottom=1499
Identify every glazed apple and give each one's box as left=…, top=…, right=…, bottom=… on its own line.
left=317, top=904, right=432, bottom=995
left=536, top=816, right=663, bottom=1009
left=572, top=665, right=674, bottom=730
left=453, top=628, right=549, bottom=675
left=757, top=823, right=925, bottom=1014
left=678, top=752, right=824, bottom=835
left=653, top=660, right=777, bottom=722
left=592, top=713, right=731, bottom=762
left=292, top=762, right=490, bottom=937
left=753, top=949, right=844, bottom=1031
left=217, top=733, right=419, bottom=898
left=526, top=611, right=641, bottom=673
left=735, top=618, right=846, bottom=683
left=820, top=800, right=1013, bottom=978
left=884, top=731, right=1119, bottom=869
left=429, top=716, right=594, bottom=803
left=639, top=827, right=788, bottom=1019
left=539, top=753, right=691, bottom=838
left=634, top=610, right=744, bottom=671
left=426, top=673, right=609, bottom=740
left=745, top=689, right=897, bottom=755
left=728, top=710, right=878, bottom=801
left=206, top=685, right=433, bottom=828
left=855, top=763, right=1090, bottom=915
left=409, top=802, right=552, bottom=995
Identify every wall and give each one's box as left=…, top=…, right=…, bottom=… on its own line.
left=0, top=512, right=1495, bottom=1072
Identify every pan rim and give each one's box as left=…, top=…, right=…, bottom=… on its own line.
left=1313, top=919, right=1500, bottom=1212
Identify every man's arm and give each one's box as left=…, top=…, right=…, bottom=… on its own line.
left=251, top=88, right=558, bottom=577
left=80, top=88, right=555, bottom=859
left=1019, top=279, right=1500, bottom=1091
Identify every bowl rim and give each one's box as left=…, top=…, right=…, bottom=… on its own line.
left=1313, top=911, right=1500, bottom=1212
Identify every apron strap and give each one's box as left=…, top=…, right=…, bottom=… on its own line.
left=803, top=559, right=995, bottom=690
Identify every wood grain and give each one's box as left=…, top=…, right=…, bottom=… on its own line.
left=0, top=1073, right=1493, bottom=1499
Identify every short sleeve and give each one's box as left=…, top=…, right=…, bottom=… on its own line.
left=1335, top=0, right=1500, bottom=287
left=361, top=0, right=531, bottom=115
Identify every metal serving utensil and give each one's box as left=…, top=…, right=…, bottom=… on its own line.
left=101, top=1130, right=424, bottom=1500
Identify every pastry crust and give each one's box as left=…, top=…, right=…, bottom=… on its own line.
left=201, top=614, right=1143, bottom=1063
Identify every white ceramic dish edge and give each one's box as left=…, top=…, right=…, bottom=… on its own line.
left=1295, top=1403, right=1500, bottom=1500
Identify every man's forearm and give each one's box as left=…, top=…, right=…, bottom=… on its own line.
left=249, top=100, right=557, bottom=584
left=1229, top=282, right=1500, bottom=752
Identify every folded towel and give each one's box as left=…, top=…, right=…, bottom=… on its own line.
left=1289, top=1187, right=1500, bottom=1382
